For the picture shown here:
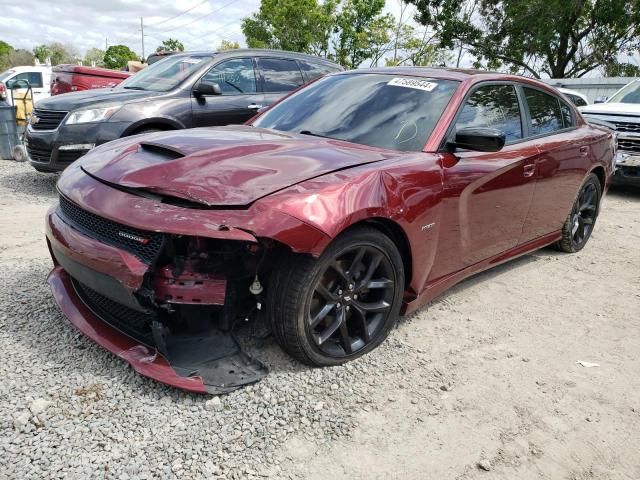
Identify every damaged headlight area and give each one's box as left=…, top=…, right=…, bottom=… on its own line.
left=70, top=230, right=280, bottom=393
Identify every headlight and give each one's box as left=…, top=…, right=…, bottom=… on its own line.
left=65, top=105, right=122, bottom=125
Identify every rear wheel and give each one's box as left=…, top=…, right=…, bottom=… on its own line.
left=267, top=226, right=405, bottom=366
left=556, top=173, right=601, bottom=253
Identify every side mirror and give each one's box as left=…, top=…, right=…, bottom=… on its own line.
left=193, top=81, right=222, bottom=97
left=594, top=96, right=608, bottom=104
left=453, top=127, right=506, bottom=152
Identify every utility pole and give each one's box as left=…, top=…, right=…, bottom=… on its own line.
left=140, top=17, right=145, bottom=60
left=105, top=38, right=108, bottom=50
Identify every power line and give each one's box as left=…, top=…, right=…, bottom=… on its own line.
left=152, top=0, right=237, bottom=33
left=145, top=0, right=210, bottom=28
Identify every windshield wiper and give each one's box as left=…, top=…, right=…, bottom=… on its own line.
left=122, top=86, right=147, bottom=91
left=299, top=130, right=333, bottom=139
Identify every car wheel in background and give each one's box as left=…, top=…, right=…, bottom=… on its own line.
left=556, top=173, right=601, bottom=253
left=267, top=226, right=405, bottom=366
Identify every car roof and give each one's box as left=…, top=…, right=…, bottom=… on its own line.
left=10, top=65, right=51, bottom=72
left=172, top=49, right=342, bottom=67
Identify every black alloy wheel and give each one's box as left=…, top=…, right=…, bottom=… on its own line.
left=557, top=173, right=602, bottom=253
left=267, top=226, right=404, bottom=366
left=308, top=245, right=396, bottom=358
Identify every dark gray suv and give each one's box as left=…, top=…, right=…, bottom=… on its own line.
left=25, top=49, right=342, bottom=172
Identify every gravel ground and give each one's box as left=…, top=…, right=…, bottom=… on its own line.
left=0, top=159, right=638, bottom=479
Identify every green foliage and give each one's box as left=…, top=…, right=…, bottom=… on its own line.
left=104, top=45, right=138, bottom=69
left=219, top=40, right=241, bottom=51
left=242, top=0, right=426, bottom=68
left=334, top=0, right=393, bottom=68
left=407, top=0, right=640, bottom=78
left=84, top=48, right=105, bottom=67
left=156, top=38, right=185, bottom=53
left=8, top=49, right=35, bottom=67
left=603, top=62, right=640, bottom=77
left=0, top=40, right=14, bottom=71
left=31, top=43, right=78, bottom=66
left=33, top=44, right=49, bottom=63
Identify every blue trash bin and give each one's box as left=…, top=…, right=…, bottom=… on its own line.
left=0, top=101, right=19, bottom=160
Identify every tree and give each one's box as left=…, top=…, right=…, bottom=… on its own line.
left=104, top=45, right=138, bottom=69
left=334, top=0, right=394, bottom=68
left=242, top=0, right=334, bottom=52
left=31, top=43, right=78, bottom=65
left=407, top=0, right=640, bottom=78
left=156, top=38, right=185, bottom=53
left=8, top=49, right=35, bottom=67
left=218, top=40, right=240, bottom=51
left=84, top=48, right=105, bottom=67
left=0, top=40, right=13, bottom=70
left=33, top=44, right=49, bottom=63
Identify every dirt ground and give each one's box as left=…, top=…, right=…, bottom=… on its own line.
left=276, top=184, right=640, bottom=480
left=1, top=160, right=639, bottom=479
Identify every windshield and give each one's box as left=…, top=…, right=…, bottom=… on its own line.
left=117, top=54, right=212, bottom=92
left=252, top=74, right=459, bottom=152
left=608, top=81, right=640, bottom=104
left=0, top=69, right=15, bottom=82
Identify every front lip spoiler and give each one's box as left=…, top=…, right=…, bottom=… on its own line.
left=48, top=266, right=268, bottom=394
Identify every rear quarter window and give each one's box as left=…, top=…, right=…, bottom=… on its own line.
left=524, top=87, right=564, bottom=136
left=299, top=61, right=341, bottom=82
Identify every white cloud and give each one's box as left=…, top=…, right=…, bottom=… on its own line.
left=0, top=0, right=421, bottom=61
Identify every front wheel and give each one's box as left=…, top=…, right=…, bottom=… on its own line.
left=556, top=173, right=601, bottom=253
left=267, top=226, right=405, bottom=366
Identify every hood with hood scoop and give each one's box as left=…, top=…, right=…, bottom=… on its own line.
left=80, top=125, right=399, bottom=207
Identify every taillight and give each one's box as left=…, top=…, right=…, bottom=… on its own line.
left=0, top=82, right=6, bottom=100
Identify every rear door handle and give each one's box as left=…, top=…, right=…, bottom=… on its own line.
left=579, top=146, right=589, bottom=156
left=523, top=163, right=536, bottom=178
left=248, top=104, right=264, bottom=110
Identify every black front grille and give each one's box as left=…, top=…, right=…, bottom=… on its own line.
left=31, top=108, right=68, bottom=130
left=613, top=121, right=640, bottom=133
left=58, top=195, right=165, bottom=263
left=27, top=144, right=51, bottom=163
left=617, top=138, right=640, bottom=153
left=57, top=149, right=89, bottom=164
left=72, top=278, right=155, bottom=346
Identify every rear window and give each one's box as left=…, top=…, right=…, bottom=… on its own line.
left=6, top=72, right=43, bottom=88
left=257, top=58, right=304, bottom=93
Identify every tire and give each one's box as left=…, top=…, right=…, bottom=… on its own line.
left=267, top=226, right=405, bottom=366
left=556, top=173, right=601, bottom=253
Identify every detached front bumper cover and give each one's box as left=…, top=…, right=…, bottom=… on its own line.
left=48, top=266, right=268, bottom=394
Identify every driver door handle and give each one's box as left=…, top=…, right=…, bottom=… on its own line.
left=248, top=104, right=265, bottom=110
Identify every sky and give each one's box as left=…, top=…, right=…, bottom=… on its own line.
left=0, top=0, right=411, bottom=58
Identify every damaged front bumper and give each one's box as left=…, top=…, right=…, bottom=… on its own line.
left=46, top=203, right=268, bottom=394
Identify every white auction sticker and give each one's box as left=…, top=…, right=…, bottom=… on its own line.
left=387, top=77, right=438, bottom=92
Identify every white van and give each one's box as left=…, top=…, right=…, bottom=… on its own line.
left=0, top=65, right=52, bottom=106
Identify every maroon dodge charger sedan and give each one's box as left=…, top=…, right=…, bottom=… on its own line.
left=46, top=68, right=615, bottom=393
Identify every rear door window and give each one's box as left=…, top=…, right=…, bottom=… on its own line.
left=257, top=58, right=304, bottom=93
left=524, top=87, right=564, bottom=136
left=559, top=101, right=574, bottom=129
left=455, top=84, right=523, bottom=143
left=201, top=58, right=257, bottom=95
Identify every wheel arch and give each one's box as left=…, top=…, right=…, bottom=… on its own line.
left=338, top=217, right=413, bottom=289
left=590, top=165, right=606, bottom=192
left=122, top=117, right=184, bottom=137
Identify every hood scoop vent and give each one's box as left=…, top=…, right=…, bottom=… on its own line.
left=138, top=142, right=185, bottom=160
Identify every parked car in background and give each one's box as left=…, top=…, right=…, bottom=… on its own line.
left=46, top=68, right=614, bottom=392
left=558, top=87, right=589, bottom=107
left=25, top=49, right=342, bottom=172
left=580, top=79, right=640, bottom=186
left=50, top=65, right=131, bottom=96
left=0, top=65, right=51, bottom=105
